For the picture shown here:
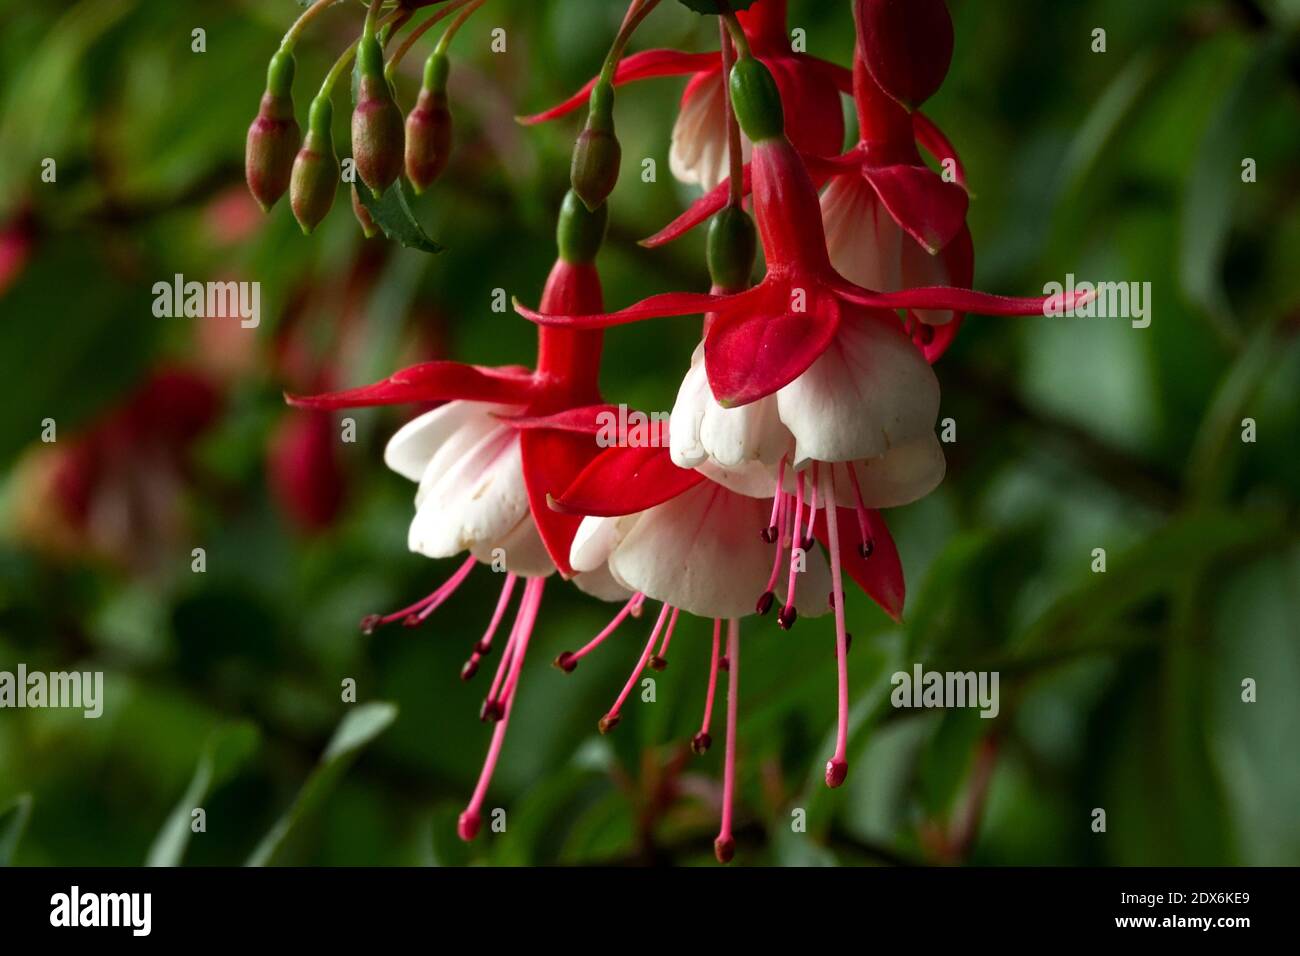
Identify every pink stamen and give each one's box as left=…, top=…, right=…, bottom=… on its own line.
left=361, top=555, right=477, bottom=633
left=555, top=592, right=645, bottom=672
left=823, top=469, right=850, bottom=789
left=846, top=463, right=874, bottom=557
left=693, top=619, right=723, bottom=754
left=649, top=606, right=680, bottom=671
left=458, top=577, right=545, bottom=841
left=714, top=618, right=740, bottom=864
left=756, top=492, right=788, bottom=615
left=804, top=463, right=819, bottom=547
left=762, top=457, right=787, bottom=542
left=599, top=602, right=671, bottom=734
left=462, top=573, right=518, bottom=680
left=781, top=472, right=806, bottom=629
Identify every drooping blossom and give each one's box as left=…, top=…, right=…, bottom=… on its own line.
left=288, top=192, right=630, bottom=841
left=549, top=433, right=904, bottom=858
left=521, top=0, right=847, bottom=191
left=13, top=366, right=221, bottom=571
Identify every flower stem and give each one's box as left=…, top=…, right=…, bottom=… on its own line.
left=280, top=0, right=341, bottom=53
left=599, top=0, right=664, bottom=86
left=385, top=0, right=479, bottom=76
left=317, top=7, right=403, bottom=100
left=719, top=19, right=744, bottom=209
left=436, top=0, right=488, bottom=55
left=720, top=9, right=753, bottom=60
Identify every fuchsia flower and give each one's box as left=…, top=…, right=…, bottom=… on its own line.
left=522, top=0, right=847, bottom=191
left=289, top=193, right=630, bottom=840
left=550, top=429, right=904, bottom=859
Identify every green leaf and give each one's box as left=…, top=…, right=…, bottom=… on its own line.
left=0, top=794, right=33, bottom=866
left=677, top=0, right=759, bottom=13
left=146, top=722, right=260, bottom=867
left=356, top=180, right=445, bottom=254
left=246, top=702, right=398, bottom=866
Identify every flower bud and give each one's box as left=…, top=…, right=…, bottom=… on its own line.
left=729, top=56, right=785, bottom=143
left=351, top=183, right=379, bottom=238
left=405, top=52, right=453, bottom=194
left=245, top=51, right=301, bottom=211
left=570, top=81, right=620, bottom=212
left=290, top=97, right=339, bottom=234
left=556, top=189, right=608, bottom=264
left=707, top=205, right=758, bottom=292
left=351, top=35, right=405, bottom=196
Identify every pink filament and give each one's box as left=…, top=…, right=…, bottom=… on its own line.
left=716, top=618, right=740, bottom=859
left=656, top=606, right=680, bottom=660
left=459, top=576, right=546, bottom=839
left=697, top=619, right=723, bottom=739
left=603, top=602, right=671, bottom=722
left=823, top=470, right=850, bottom=785
left=785, top=471, right=807, bottom=610
left=846, top=462, right=872, bottom=545
left=375, top=555, right=477, bottom=627
left=571, top=592, right=645, bottom=663
left=464, top=573, right=518, bottom=672
left=765, top=457, right=787, bottom=532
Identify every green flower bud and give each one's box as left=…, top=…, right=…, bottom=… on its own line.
left=245, top=50, right=301, bottom=211
left=707, top=205, right=758, bottom=292
left=570, top=81, right=621, bottom=212
left=351, top=183, right=379, bottom=238
left=729, top=56, right=785, bottom=143
left=351, top=35, right=405, bottom=196
left=556, top=189, right=608, bottom=264
left=290, top=97, right=339, bottom=234
left=405, top=53, right=453, bottom=194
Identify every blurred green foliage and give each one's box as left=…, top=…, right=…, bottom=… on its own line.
left=0, top=0, right=1297, bottom=866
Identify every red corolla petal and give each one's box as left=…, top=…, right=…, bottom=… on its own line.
left=640, top=166, right=750, bottom=248
left=519, top=429, right=600, bottom=577
left=515, top=288, right=754, bottom=330
left=704, top=288, right=841, bottom=407
left=814, top=505, right=904, bottom=621
left=518, top=50, right=719, bottom=125
left=913, top=110, right=968, bottom=192
left=554, top=444, right=705, bottom=518
left=856, top=0, right=954, bottom=110
left=764, top=54, right=845, bottom=160
left=286, top=361, right=537, bottom=410
left=862, top=162, right=968, bottom=255
left=496, top=403, right=618, bottom=434
left=803, top=55, right=854, bottom=95
left=913, top=224, right=972, bottom=362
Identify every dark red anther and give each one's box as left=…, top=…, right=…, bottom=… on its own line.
left=553, top=651, right=578, bottom=673
left=760, top=525, right=778, bottom=543
left=598, top=713, right=621, bottom=734
left=359, top=614, right=382, bottom=636
left=460, top=658, right=479, bottom=681
left=714, top=836, right=736, bottom=864
left=691, top=732, right=712, bottom=755
left=648, top=656, right=668, bottom=672
left=480, top=698, right=504, bottom=723
left=755, top=591, right=775, bottom=615
left=778, top=605, right=798, bottom=630
left=859, top=538, right=875, bottom=559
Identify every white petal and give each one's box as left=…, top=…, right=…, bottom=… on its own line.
left=669, top=74, right=752, bottom=192
left=573, top=563, right=633, bottom=602
left=848, top=434, right=947, bottom=509
left=822, top=175, right=902, bottom=292
left=470, top=515, right=555, bottom=578
left=607, top=482, right=772, bottom=619
left=407, top=425, right=529, bottom=558
left=698, top=458, right=781, bottom=499
left=384, top=401, right=487, bottom=483
left=777, top=309, right=940, bottom=465
left=668, top=347, right=710, bottom=468
left=570, top=515, right=623, bottom=573
left=700, top=393, right=789, bottom=469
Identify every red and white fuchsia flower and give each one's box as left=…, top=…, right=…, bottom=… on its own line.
left=269, top=0, right=1090, bottom=862
left=523, top=0, right=846, bottom=191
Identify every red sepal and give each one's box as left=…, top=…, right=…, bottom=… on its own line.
left=286, top=361, right=537, bottom=410
left=813, top=505, right=905, bottom=621
left=554, top=444, right=706, bottom=518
